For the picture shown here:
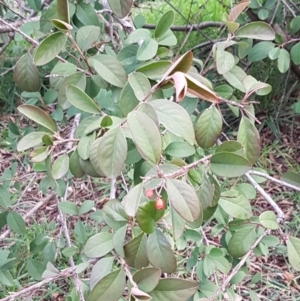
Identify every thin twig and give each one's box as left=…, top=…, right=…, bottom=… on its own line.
left=110, top=178, right=117, bottom=199
left=248, top=170, right=300, bottom=192
left=245, top=173, right=285, bottom=222
left=209, top=230, right=269, bottom=300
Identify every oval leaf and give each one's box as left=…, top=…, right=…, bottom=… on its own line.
left=147, top=229, right=177, bottom=273
left=18, top=105, right=57, bottom=132
left=83, top=233, right=114, bottom=258
left=52, top=154, right=69, bottom=179
left=259, top=211, right=279, bottom=230
left=107, top=0, right=133, bottom=18
left=216, top=50, right=235, bottom=74
left=17, top=131, right=50, bottom=151
left=287, top=236, right=300, bottom=271
left=132, top=268, right=161, bottom=293
left=122, top=183, right=143, bottom=217
left=127, top=111, right=162, bottom=165
left=34, top=32, right=68, bottom=66
left=235, top=21, right=275, bottom=40
left=13, top=53, right=41, bottom=92
left=278, top=48, right=290, bottom=73
left=155, top=10, right=175, bottom=39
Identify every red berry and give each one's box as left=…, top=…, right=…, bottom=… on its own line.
left=145, top=189, right=154, bottom=198
left=155, top=198, right=164, bottom=210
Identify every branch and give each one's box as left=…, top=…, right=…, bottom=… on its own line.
left=245, top=172, right=285, bottom=222
left=209, top=230, right=269, bottom=300
left=248, top=170, right=300, bottom=192
left=142, top=21, right=224, bottom=32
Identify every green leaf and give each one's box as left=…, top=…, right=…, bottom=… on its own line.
left=119, top=82, right=139, bottom=116
left=83, top=233, right=114, bottom=258
left=269, top=47, right=280, bottom=60
left=79, top=200, right=95, bottom=215
left=7, top=211, right=26, bottom=235
left=150, top=99, right=195, bottom=145
left=34, top=32, right=67, bottom=66
left=210, top=152, right=251, bottom=177
left=258, top=8, right=268, bottom=20
left=126, top=29, right=152, bottom=45
left=90, top=257, right=114, bottom=290
left=195, top=106, right=222, bottom=148
left=137, top=201, right=165, bottom=234
left=52, top=154, right=69, bottom=179
left=124, top=233, right=149, bottom=269
left=290, top=16, right=300, bottom=34
left=157, top=29, right=177, bottom=46
left=235, top=21, right=275, bottom=40
left=147, top=229, right=177, bottom=273
left=216, top=141, right=244, bottom=155
left=88, top=55, right=127, bottom=88
left=66, top=84, right=101, bottom=114
left=232, top=183, right=256, bottom=199
left=228, top=225, right=256, bottom=257
left=17, top=131, right=49, bottom=152
left=122, top=183, right=143, bottom=217
left=287, top=236, right=300, bottom=271
left=216, top=50, right=235, bottom=74
left=69, top=150, right=85, bottom=178
left=278, top=48, right=290, bottom=73
left=13, top=53, right=41, bottom=92
left=76, top=25, right=100, bottom=52
left=155, top=10, right=175, bottom=39
left=26, top=258, right=45, bottom=281
left=247, top=41, right=275, bottom=62
left=76, top=3, right=99, bottom=26
left=51, top=19, right=73, bottom=31
left=237, top=117, right=260, bottom=165
left=103, top=199, right=127, bottom=222
left=78, top=133, right=95, bottom=160
left=107, top=0, right=133, bottom=18
left=149, top=278, right=198, bottom=301
left=171, top=207, right=185, bottom=240
left=87, top=269, right=126, bottom=301
left=137, top=38, right=158, bottom=61
left=113, top=225, right=127, bottom=257
left=133, top=268, right=161, bottom=293
left=128, top=72, right=151, bottom=101
left=219, top=190, right=252, bottom=219
left=259, top=211, right=279, bottom=230
left=166, top=179, right=201, bottom=222
left=57, top=0, right=70, bottom=23
left=136, top=60, right=171, bottom=80
left=58, top=201, right=79, bottom=215
left=127, top=111, right=162, bottom=165
left=0, top=270, right=14, bottom=286
left=223, top=65, right=247, bottom=92
left=280, top=172, right=300, bottom=188
left=165, top=141, right=195, bottom=157
left=291, top=43, right=300, bottom=65
left=58, top=72, right=86, bottom=109
left=0, top=250, right=10, bottom=267
left=18, top=105, right=57, bottom=132
left=97, top=126, right=127, bottom=179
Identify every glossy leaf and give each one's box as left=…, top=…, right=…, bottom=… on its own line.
left=165, top=141, right=195, bottom=157
left=83, top=233, right=114, bottom=258
left=216, top=50, right=235, bottom=74
left=18, top=105, right=56, bottom=132
left=223, top=65, right=247, bottom=92
left=210, top=152, right=251, bottom=177
left=34, top=32, right=67, bottom=66
left=127, top=111, right=162, bottom=165
left=150, top=99, right=195, bottom=145
left=195, top=106, right=223, bottom=148
left=51, top=19, right=72, bottom=31
left=97, top=126, right=127, bottom=179
left=76, top=3, right=99, bottom=26
left=122, top=183, right=143, bottom=217
left=52, top=154, right=69, bottom=179
left=128, top=72, right=151, bottom=101
left=88, top=55, right=127, bottom=88
left=237, top=117, right=260, bottom=165
left=69, top=151, right=85, bottom=178
left=219, top=190, right=252, bottom=219
left=124, top=233, right=149, bottom=269
left=13, top=53, right=41, bottom=92
left=277, top=48, right=290, bottom=73
left=132, top=268, right=161, bottom=293
left=235, top=22, right=275, bottom=40
left=149, top=278, right=198, bottom=301
left=155, top=10, right=175, bottom=39
left=147, top=229, right=177, bottom=273
left=259, top=211, right=279, bottom=230
left=290, top=16, right=300, bottom=34
left=247, top=41, right=275, bottom=62
left=228, top=225, right=256, bottom=257
left=137, top=60, right=171, bottom=80
left=137, top=201, right=165, bottom=234
left=107, top=0, right=133, bottom=18
left=216, top=141, right=244, bottom=155
left=87, top=269, right=126, bottom=301
left=166, top=179, right=201, bottom=222
left=287, top=236, right=300, bottom=271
